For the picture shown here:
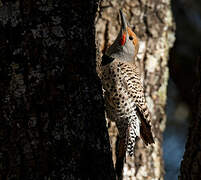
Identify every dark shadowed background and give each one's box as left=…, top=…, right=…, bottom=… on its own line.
left=164, top=0, right=201, bottom=179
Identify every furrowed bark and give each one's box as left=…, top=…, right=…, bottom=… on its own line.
left=0, top=0, right=115, bottom=179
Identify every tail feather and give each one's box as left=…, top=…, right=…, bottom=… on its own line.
left=115, top=137, right=126, bottom=180
left=127, top=122, right=137, bottom=156
left=136, top=106, right=154, bottom=145
left=127, top=140, right=135, bottom=156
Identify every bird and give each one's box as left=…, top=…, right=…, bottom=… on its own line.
left=100, top=10, right=154, bottom=179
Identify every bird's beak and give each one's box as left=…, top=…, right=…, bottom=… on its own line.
left=119, top=10, right=127, bottom=32
left=119, top=10, right=128, bottom=46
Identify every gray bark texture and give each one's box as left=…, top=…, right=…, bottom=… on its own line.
left=179, top=56, right=201, bottom=180
left=0, top=0, right=115, bottom=179
left=96, top=0, right=175, bottom=179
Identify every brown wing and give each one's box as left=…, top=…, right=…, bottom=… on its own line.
left=101, top=60, right=154, bottom=145
left=114, top=60, right=154, bottom=145
left=136, top=106, right=154, bottom=145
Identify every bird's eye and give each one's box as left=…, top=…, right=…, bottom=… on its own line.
left=129, top=36, right=133, bottom=40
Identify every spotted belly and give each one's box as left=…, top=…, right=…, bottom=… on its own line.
left=104, top=93, right=141, bottom=155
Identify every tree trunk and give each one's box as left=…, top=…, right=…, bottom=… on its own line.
left=0, top=0, right=115, bottom=179
left=96, top=0, right=175, bottom=179
left=179, top=56, right=201, bottom=180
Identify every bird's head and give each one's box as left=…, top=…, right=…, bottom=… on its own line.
left=106, top=10, right=139, bottom=62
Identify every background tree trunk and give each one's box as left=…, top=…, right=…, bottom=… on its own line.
left=0, top=0, right=115, bottom=179
left=96, top=0, right=175, bottom=179
left=179, top=56, right=201, bottom=180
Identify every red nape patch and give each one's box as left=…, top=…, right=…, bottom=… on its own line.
left=120, top=34, right=126, bottom=46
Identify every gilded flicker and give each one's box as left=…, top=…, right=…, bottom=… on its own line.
left=100, top=10, right=154, bottom=179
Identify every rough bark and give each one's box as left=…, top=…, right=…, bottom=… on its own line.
left=179, top=56, right=201, bottom=180
left=96, top=0, right=175, bottom=179
left=0, top=0, right=115, bottom=179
